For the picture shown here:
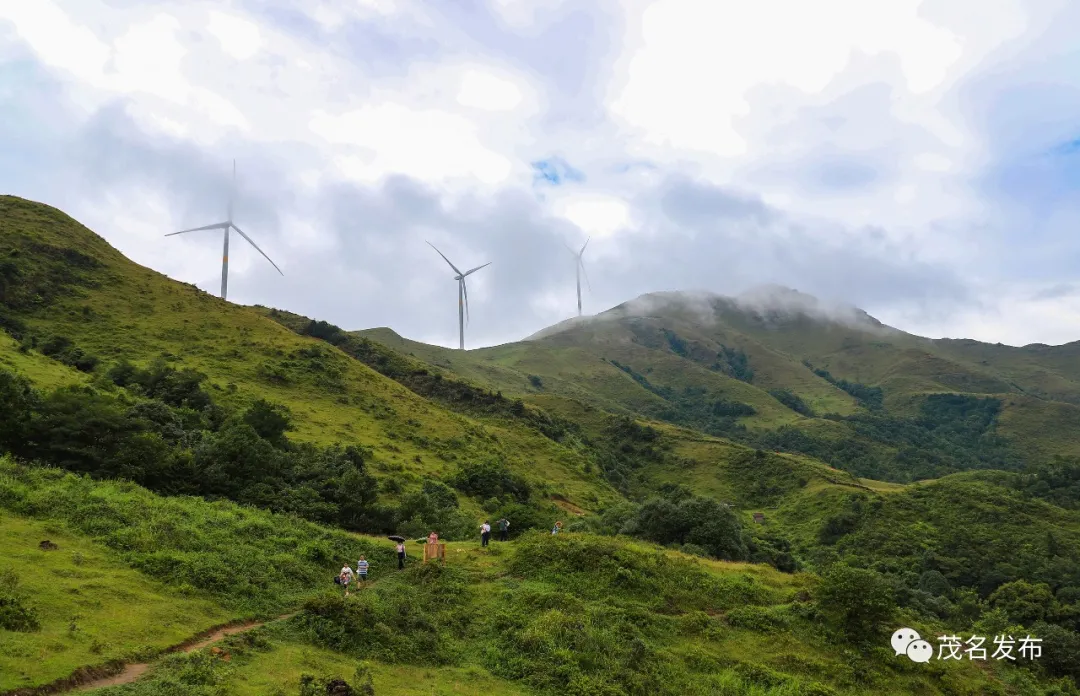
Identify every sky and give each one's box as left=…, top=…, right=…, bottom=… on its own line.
left=1, top=0, right=1080, bottom=349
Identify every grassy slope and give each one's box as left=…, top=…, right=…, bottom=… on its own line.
left=0, top=196, right=616, bottom=511
left=67, top=535, right=1035, bottom=696
left=0, top=513, right=231, bottom=692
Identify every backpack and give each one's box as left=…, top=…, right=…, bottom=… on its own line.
left=333, top=575, right=341, bottom=585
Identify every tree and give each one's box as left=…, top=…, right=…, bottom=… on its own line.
left=989, top=580, right=1055, bottom=626
left=26, top=387, right=140, bottom=475
left=0, top=368, right=38, bottom=454
left=816, top=565, right=896, bottom=639
left=242, top=399, right=294, bottom=447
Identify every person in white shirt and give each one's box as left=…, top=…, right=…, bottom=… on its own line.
left=339, top=564, right=354, bottom=596
left=480, top=521, right=491, bottom=547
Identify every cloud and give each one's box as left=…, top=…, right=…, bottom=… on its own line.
left=1, top=0, right=1080, bottom=350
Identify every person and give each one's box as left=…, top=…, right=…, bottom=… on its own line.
left=480, top=520, right=491, bottom=547
left=428, top=531, right=439, bottom=545
left=339, top=563, right=354, bottom=596
left=551, top=521, right=562, bottom=535
left=396, top=540, right=406, bottom=570
left=498, top=517, right=510, bottom=542
left=356, top=556, right=369, bottom=584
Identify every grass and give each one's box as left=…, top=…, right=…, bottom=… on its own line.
left=0, top=459, right=1073, bottom=695
left=223, top=642, right=536, bottom=696
left=0, top=512, right=231, bottom=692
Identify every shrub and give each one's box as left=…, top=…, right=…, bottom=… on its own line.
left=815, top=565, right=895, bottom=639
left=0, top=569, right=41, bottom=632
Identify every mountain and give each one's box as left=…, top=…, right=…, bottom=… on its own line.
left=354, top=285, right=1080, bottom=482
left=2, top=195, right=1080, bottom=694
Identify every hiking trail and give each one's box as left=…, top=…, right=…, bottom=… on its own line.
left=4, top=612, right=296, bottom=696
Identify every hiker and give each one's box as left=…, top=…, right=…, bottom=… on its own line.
left=356, top=556, right=369, bottom=584
left=497, top=517, right=509, bottom=541
left=480, top=520, right=491, bottom=547
left=396, top=540, right=406, bottom=569
left=551, top=521, right=562, bottom=535
left=428, top=531, right=439, bottom=545
left=339, top=563, right=354, bottom=596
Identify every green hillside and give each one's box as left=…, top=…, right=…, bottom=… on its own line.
left=2, top=196, right=1080, bottom=694
left=352, top=286, right=1080, bottom=483
left=0, top=461, right=1066, bottom=696
left=0, top=195, right=618, bottom=515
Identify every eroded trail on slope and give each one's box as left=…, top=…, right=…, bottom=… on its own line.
left=65, top=612, right=297, bottom=694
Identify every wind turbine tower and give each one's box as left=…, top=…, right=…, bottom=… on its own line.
left=166, top=160, right=283, bottom=301
left=568, top=237, right=591, bottom=316
left=427, top=241, right=491, bottom=350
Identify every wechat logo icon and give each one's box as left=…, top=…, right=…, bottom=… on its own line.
left=892, top=627, right=931, bottom=662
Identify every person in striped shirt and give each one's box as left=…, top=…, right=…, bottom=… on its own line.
left=356, top=556, right=369, bottom=584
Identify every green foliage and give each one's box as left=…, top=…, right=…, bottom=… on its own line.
left=0, top=568, right=41, bottom=632
left=1016, top=456, right=1080, bottom=509
left=450, top=458, right=532, bottom=503
left=768, top=388, right=815, bottom=416
left=395, top=478, right=475, bottom=539
left=242, top=398, right=294, bottom=447
left=0, top=457, right=391, bottom=614
left=38, top=334, right=99, bottom=372
left=0, top=366, right=392, bottom=534
left=834, top=475, right=1080, bottom=640
left=713, top=344, right=754, bottom=382
left=0, top=367, right=37, bottom=451
left=815, top=565, right=896, bottom=639
left=108, top=358, right=215, bottom=412
left=620, top=485, right=748, bottom=561
left=989, top=580, right=1056, bottom=625
left=727, top=449, right=810, bottom=508
left=1029, top=621, right=1080, bottom=680
left=807, top=363, right=882, bottom=410
left=756, top=394, right=1020, bottom=482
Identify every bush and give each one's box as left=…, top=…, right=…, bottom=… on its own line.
left=815, top=565, right=895, bottom=639
left=620, top=485, right=747, bottom=561
left=0, top=569, right=41, bottom=632
left=450, top=458, right=531, bottom=503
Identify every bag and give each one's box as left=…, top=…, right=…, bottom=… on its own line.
left=333, top=575, right=341, bottom=585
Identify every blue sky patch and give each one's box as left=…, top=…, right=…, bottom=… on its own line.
left=531, top=157, right=586, bottom=186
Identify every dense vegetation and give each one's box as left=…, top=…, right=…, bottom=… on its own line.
left=0, top=363, right=566, bottom=542
left=757, top=394, right=1021, bottom=482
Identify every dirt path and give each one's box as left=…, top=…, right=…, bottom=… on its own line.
left=3, top=612, right=298, bottom=696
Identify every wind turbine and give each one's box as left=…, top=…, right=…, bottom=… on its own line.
left=427, top=241, right=491, bottom=350
left=566, top=236, right=591, bottom=316
left=165, top=160, right=283, bottom=301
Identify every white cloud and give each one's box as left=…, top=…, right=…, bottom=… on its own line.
left=2, top=0, right=1080, bottom=347
left=0, top=0, right=110, bottom=83
left=551, top=193, right=632, bottom=239
left=312, top=103, right=514, bottom=185
left=207, top=10, right=263, bottom=61
left=457, top=68, right=524, bottom=111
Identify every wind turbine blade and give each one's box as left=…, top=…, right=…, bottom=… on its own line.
left=462, top=261, right=491, bottom=276
left=563, top=241, right=577, bottom=256
left=426, top=241, right=462, bottom=275
left=580, top=259, right=592, bottom=292
left=166, top=222, right=229, bottom=236
left=232, top=224, right=284, bottom=275
left=580, top=236, right=590, bottom=255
